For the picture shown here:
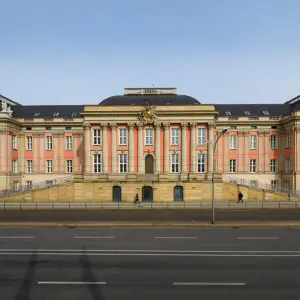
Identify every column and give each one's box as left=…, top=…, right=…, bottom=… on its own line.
left=59, top=133, right=64, bottom=173
left=101, top=123, right=108, bottom=173
left=258, top=131, right=264, bottom=172
left=128, top=123, right=135, bottom=173
left=163, top=123, right=170, bottom=173
left=73, top=132, right=78, bottom=173
left=278, top=131, right=284, bottom=173
left=111, top=123, right=117, bottom=174
left=264, top=132, right=270, bottom=172
left=155, top=123, right=161, bottom=173
left=207, top=122, right=215, bottom=174
left=39, top=133, right=44, bottom=173
left=237, top=132, right=243, bottom=173
left=244, top=131, right=249, bottom=173
left=83, top=122, right=91, bottom=174
left=224, top=132, right=229, bottom=172
left=190, top=122, right=196, bottom=173
left=18, top=133, right=25, bottom=173
left=137, top=124, right=143, bottom=173
left=53, top=133, right=59, bottom=173
left=181, top=123, right=187, bottom=173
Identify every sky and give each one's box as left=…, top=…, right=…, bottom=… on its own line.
left=0, top=0, right=300, bottom=105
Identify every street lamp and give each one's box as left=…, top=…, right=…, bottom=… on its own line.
left=207, top=128, right=228, bottom=224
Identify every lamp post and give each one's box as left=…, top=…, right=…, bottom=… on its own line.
left=207, top=128, right=228, bottom=224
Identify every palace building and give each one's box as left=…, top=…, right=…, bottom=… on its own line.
left=0, top=87, right=299, bottom=201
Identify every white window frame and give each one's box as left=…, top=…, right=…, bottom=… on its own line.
left=171, top=153, right=179, bottom=173
left=270, top=135, right=277, bottom=149
left=12, top=135, right=17, bottom=149
left=271, top=180, right=277, bottom=190
left=66, top=136, right=72, bottom=150
left=93, top=129, right=101, bottom=145
left=46, top=160, right=53, bottom=173
left=285, top=158, right=290, bottom=173
left=119, top=153, right=127, bottom=173
left=12, top=160, right=17, bottom=173
left=284, top=180, right=289, bottom=190
left=66, top=160, right=73, bottom=173
left=286, top=134, right=291, bottom=148
left=250, top=180, right=258, bottom=188
left=229, top=135, right=236, bottom=149
left=171, top=128, right=179, bottom=145
left=270, top=159, right=277, bottom=173
left=93, top=153, right=101, bottom=173
left=13, top=181, right=19, bottom=192
left=119, top=128, right=127, bottom=145
left=197, top=153, right=205, bottom=173
left=229, top=159, right=236, bottom=173
left=25, top=181, right=32, bottom=189
left=26, top=136, right=33, bottom=150
left=249, top=159, right=256, bottom=173
left=45, top=136, right=53, bottom=150
left=26, top=160, right=33, bottom=173
left=197, top=128, right=206, bottom=145
left=250, top=135, right=257, bottom=150
left=145, top=128, right=153, bottom=145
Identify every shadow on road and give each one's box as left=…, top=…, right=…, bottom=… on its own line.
left=80, top=247, right=105, bottom=300
left=14, top=251, right=37, bottom=300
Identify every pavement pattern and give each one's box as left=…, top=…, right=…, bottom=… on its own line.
left=1, top=227, right=300, bottom=299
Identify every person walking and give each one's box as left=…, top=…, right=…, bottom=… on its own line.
left=134, top=193, right=140, bottom=204
left=237, top=191, right=244, bottom=203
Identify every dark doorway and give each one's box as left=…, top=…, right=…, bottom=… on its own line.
left=112, top=186, right=121, bottom=202
left=142, top=186, right=153, bottom=202
left=174, top=186, right=183, bottom=202
left=145, top=154, right=154, bottom=174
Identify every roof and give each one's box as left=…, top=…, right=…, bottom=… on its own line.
left=215, top=104, right=291, bottom=117
left=0, top=94, right=22, bottom=106
left=99, top=94, right=200, bottom=106
left=12, top=105, right=84, bottom=118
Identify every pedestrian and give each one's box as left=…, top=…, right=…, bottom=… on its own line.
left=237, top=191, right=243, bottom=203
left=134, top=193, right=140, bottom=204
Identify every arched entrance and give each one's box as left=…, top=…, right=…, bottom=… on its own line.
left=145, top=154, right=154, bottom=174
left=142, top=186, right=153, bottom=202
left=112, top=186, right=121, bottom=202
left=174, top=186, right=183, bottom=202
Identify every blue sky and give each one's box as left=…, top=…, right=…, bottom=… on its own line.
left=0, top=0, right=300, bottom=105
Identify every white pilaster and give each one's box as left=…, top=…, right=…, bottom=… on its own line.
left=155, top=123, right=161, bottom=173
left=128, top=123, right=135, bottom=173
left=83, top=122, right=91, bottom=174
left=190, top=123, right=196, bottom=173
left=111, top=123, right=117, bottom=174
left=138, top=124, right=143, bottom=173
left=101, top=123, right=108, bottom=173
left=181, top=123, right=187, bottom=173
left=163, top=123, right=170, bottom=173
left=207, top=122, right=215, bottom=174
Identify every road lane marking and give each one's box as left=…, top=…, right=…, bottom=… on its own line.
left=74, top=236, right=115, bottom=239
left=154, top=237, right=198, bottom=240
left=237, top=237, right=279, bottom=240
left=173, top=282, right=246, bottom=286
left=38, top=281, right=106, bottom=285
left=0, top=236, right=35, bottom=239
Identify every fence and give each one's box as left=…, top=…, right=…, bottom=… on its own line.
left=0, top=176, right=73, bottom=197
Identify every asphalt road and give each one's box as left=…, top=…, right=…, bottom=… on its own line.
left=0, top=209, right=299, bottom=224
left=1, top=227, right=300, bottom=299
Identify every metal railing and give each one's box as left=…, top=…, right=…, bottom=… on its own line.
left=225, top=177, right=300, bottom=196
left=0, top=176, right=73, bottom=197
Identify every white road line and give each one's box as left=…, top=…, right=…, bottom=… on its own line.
left=154, top=237, right=198, bottom=240
left=237, top=237, right=279, bottom=240
left=174, top=282, right=245, bottom=286
left=38, top=281, right=106, bottom=285
left=0, top=236, right=35, bottom=239
left=74, top=236, right=115, bottom=239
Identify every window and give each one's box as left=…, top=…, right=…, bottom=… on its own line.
left=46, top=160, right=53, bottom=173
left=270, top=135, right=277, bottom=149
left=197, top=128, right=206, bottom=145
left=249, top=125, right=257, bottom=129
left=93, top=129, right=101, bottom=145
left=26, top=160, right=33, bottom=173
left=244, top=111, right=251, bottom=116
left=13, top=181, right=19, bottom=192
left=93, top=154, right=101, bottom=173
left=53, top=112, right=59, bottom=117
left=286, top=134, right=291, bottom=148
left=119, top=128, right=127, bottom=145
left=250, top=180, right=258, bottom=188
left=12, top=135, right=17, bottom=149
left=197, top=153, right=205, bottom=173
left=119, top=154, right=127, bottom=173
left=65, top=126, right=72, bottom=131
left=25, top=181, right=32, bottom=189
left=45, top=126, right=52, bottom=131
left=171, top=153, right=179, bottom=173
left=270, top=159, right=277, bottom=173
left=250, top=159, right=256, bottom=173
left=271, top=125, right=277, bottom=129
left=225, top=111, right=231, bottom=116
left=12, top=160, right=17, bottom=173
left=71, top=112, right=78, bottom=117
left=34, top=112, right=41, bottom=117
left=284, top=181, right=289, bottom=190
left=45, top=136, right=53, bottom=150
left=262, top=111, right=270, bottom=116
left=145, top=128, right=153, bottom=145
left=230, top=125, right=236, bottom=129
left=285, top=158, right=290, bottom=173
left=46, top=180, right=54, bottom=187
left=250, top=135, right=257, bottom=149
left=229, top=135, right=236, bottom=149
left=66, top=136, right=72, bottom=150
left=271, top=180, right=277, bottom=190
left=66, top=160, right=73, bottom=173
left=26, top=127, right=32, bottom=130
left=171, top=128, right=179, bottom=145
left=26, top=136, right=33, bottom=150
left=229, top=159, right=236, bottom=173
